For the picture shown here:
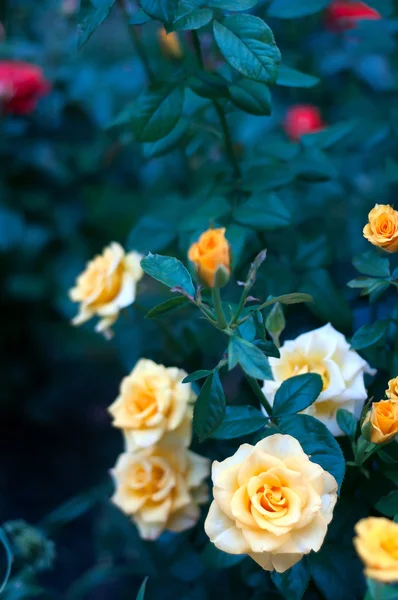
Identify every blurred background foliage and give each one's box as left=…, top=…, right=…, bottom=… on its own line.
left=1, top=0, right=398, bottom=597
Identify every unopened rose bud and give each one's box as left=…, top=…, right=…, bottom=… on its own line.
left=362, top=399, right=398, bottom=444
left=158, top=28, right=183, bottom=60
left=188, top=228, right=231, bottom=288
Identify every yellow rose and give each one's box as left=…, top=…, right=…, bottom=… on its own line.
left=363, top=204, right=398, bottom=252
left=111, top=439, right=210, bottom=540
left=386, top=377, right=398, bottom=400
left=69, top=242, right=143, bottom=337
left=362, top=399, right=398, bottom=444
left=188, top=228, right=231, bottom=288
left=108, top=358, right=195, bottom=451
left=354, top=518, right=398, bottom=583
left=158, top=28, right=183, bottom=59
left=204, top=434, right=337, bottom=573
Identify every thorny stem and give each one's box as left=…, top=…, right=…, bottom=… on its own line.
left=118, top=0, right=155, bottom=83
left=191, top=30, right=241, bottom=181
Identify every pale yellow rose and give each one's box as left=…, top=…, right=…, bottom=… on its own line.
left=69, top=242, right=143, bottom=338
left=362, top=399, right=398, bottom=444
left=158, top=28, right=183, bottom=59
left=386, top=377, right=398, bottom=400
left=204, top=434, right=337, bottom=573
left=108, top=358, right=195, bottom=451
left=363, top=204, right=398, bottom=252
left=262, top=324, right=375, bottom=436
left=354, top=518, right=398, bottom=583
left=111, top=438, right=210, bottom=540
left=188, top=228, right=230, bottom=288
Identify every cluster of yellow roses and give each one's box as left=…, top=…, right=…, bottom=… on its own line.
left=67, top=225, right=398, bottom=580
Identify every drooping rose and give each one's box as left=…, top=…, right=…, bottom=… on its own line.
left=362, top=399, right=398, bottom=444
left=188, top=227, right=230, bottom=288
left=284, top=105, right=325, bottom=141
left=108, top=358, right=195, bottom=451
left=363, top=204, right=398, bottom=252
left=262, top=323, right=375, bottom=436
left=111, top=438, right=210, bottom=540
left=326, top=1, right=381, bottom=31
left=205, top=434, right=337, bottom=573
left=0, top=61, right=50, bottom=115
left=354, top=518, right=398, bottom=583
left=69, top=242, right=143, bottom=337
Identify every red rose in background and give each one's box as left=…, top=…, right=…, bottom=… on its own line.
left=284, top=105, right=325, bottom=141
left=326, top=1, right=381, bottom=30
left=0, top=61, right=50, bottom=115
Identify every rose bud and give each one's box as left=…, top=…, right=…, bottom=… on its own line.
left=188, top=227, right=231, bottom=288
left=158, top=28, right=183, bottom=60
left=326, top=1, right=381, bottom=31
left=0, top=61, right=50, bottom=115
left=362, top=399, right=398, bottom=444
left=284, top=105, right=325, bottom=141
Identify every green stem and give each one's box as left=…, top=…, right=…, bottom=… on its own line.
left=118, top=0, right=155, bottom=83
left=212, top=287, right=228, bottom=330
left=230, top=288, right=249, bottom=327
left=246, top=375, right=273, bottom=417
left=190, top=31, right=241, bottom=181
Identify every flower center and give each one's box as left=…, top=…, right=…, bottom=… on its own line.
left=291, top=361, right=330, bottom=391
left=260, top=485, right=287, bottom=513
left=381, top=535, right=398, bottom=560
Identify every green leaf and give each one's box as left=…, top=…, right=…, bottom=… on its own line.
left=336, top=409, right=357, bottom=441
left=310, top=545, right=365, bottom=600
left=234, top=192, right=291, bottom=230
left=136, top=577, right=149, bottom=600
left=271, top=557, right=310, bottom=600
left=299, top=268, right=352, bottom=331
left=182, top=369, right=213, bottom=383
left=193, top=372, right=226, bottom=442
left=273, top=373, right=323, bottom=417
left=77, top=0, right=115, bottom=48
left=201, top=543, right=245, bottom=569
left=301, top=121, right=356, bottom=149
left=229, top=336, right=273, bottom=379
left=375, top=491, right=398, bottom=517
left=276, top=64, right=319, bottom=88
left=208, top=0, right=257, bottom=9
left=172, top=7, right=213, bottom=30
left=353, top=250, right=391, bottom=278
left=210, top=405, right=268, bottom=439
left=142, top=118, right=187, bottom=158
left=254, top=339, right=280, bottom=358
left=229, top=79, right=271, bottom=116
left=0, top=529, right=12, bottom=594
left=278, top=414, right=345, bottom=491
left=248, top=292, right=314, bottom=313
left=145, top=296, right=190, bottom=319
left=141, top=253, right=196, bottom=297
left=131, top=85, right=185, bottom=143
left=127, top=215, right=176, bottom=253
left=139, top=0, right=177, bottom=24
left=350, top=320, right=389, bottom=350
left=189, top=72, right=230, bottom=100
left=213, top=15, right=281, bottom=84
left=129, top=9, right=151, bottom=24
left=268, top=0, right=329, bottom=18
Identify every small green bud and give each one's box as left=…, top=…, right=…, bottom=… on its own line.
left=265, top=303, right=285, bottom=347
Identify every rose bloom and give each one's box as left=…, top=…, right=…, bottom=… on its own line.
left=69, top=242, right=143, bottom=337
left=111, top=438, right=210, bottom=540
left=326, top=1, right=381, bottom=31
left=158, top=28, right=183, bottom=59
left=284, top=105, right=325, bottom=141
left=354, top=518, right=398, bottom=583
left=386, top=377, right=398, bottom=400
left=363, top=204, right=398, bottom=252
left=188, top=227, right=230, bottom=288
left=262, top=324, right=375, bottom=436
left=108, top=358, right=195, bottom=451
left=0, top=61, right=50, bottom=115
left=363, top=399, right=398, bottom=444
left=205, top=434, right=337, bottom=573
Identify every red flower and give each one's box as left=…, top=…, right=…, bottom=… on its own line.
left=284, top=105, right=325, bottom=141
left=0, top=61, right=50, bottom=115
left=326, top=1, right=381, bottom=30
